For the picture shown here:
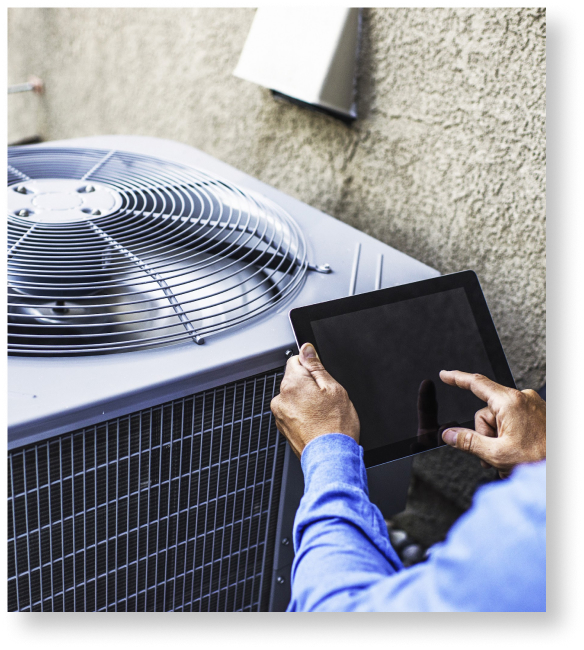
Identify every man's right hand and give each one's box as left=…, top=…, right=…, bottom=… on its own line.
left=439, top=370, right=546, bottom=478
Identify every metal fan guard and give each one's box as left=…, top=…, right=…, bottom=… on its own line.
left=7, top=147, right=309, bottom=356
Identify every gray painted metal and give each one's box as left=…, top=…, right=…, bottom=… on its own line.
left=8, top=135, right=439, bottom=448
left=268, top=446, right=304, bottom=611
left=234, top=8, right=361, bottom=120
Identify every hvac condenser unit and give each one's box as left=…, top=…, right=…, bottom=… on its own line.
left=7, top=135, right=439, bottom=612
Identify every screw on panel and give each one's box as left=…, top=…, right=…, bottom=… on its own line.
left=281, top=538, right=290, bottom=546
left=309, top=262, right=332, bottom=274
left=14, top=185, right=27, bottom=194
left=276, top=576, right=285, bottom=585
left=91, top=209, right=101, bottom=216
left=18, top=209, right=30, bottom=217
left=285, top=349, right=294, bottom=360
left=84, top=185, right=96, bottom=193
left=52, top=301, right=70, bottom=315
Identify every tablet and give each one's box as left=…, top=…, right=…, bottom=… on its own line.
left=289, top=270, right=515, bottom=467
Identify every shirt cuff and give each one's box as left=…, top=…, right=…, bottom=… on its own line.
left=301, top=433, right=369, bottom=497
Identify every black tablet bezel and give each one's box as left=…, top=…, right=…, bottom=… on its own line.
left=289, top=270, right=515, bottom=467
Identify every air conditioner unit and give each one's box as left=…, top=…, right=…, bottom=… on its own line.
left=7, top=135, right=439, bottom=612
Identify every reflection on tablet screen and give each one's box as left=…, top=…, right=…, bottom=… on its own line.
left=311, top=288, right=495, bottom=460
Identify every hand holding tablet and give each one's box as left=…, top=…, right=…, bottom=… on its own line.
left=288, top=271, right=516, bottom=467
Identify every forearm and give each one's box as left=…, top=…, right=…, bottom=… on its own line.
left=288, top=434, right=402, bottom=612
left=290, top=450, right=546, bottom=612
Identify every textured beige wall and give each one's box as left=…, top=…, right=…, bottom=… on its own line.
left=8, top=7, right=546, bottom=389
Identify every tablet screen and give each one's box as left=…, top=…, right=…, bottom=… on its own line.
left=309, top=287, right=497, bottom=465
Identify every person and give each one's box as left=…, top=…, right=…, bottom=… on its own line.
left=270, top=343, right=546, bottom=612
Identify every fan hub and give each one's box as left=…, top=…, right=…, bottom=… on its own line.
left=9, top=179, right=122, bottom=223
left=33, top=192, right=83, bottom=211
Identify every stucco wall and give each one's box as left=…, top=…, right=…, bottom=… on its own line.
left=8, top=8, right=546, bottom=544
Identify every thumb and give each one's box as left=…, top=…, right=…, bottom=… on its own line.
left=299, top=343, right=333, bottom=389
left=442, top=427, right=499, bottom=465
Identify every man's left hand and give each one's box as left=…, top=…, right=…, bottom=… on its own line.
left=271, top=343, right=360, bottom=458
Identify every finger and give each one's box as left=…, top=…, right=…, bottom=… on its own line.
left=438, top=421, right=458, bottom=436
left=282, top=354, right=314, bottom=386
left=417, top=380, right=439, bottom=432
left=475, top=407, right=497, bottom=438
left=442, top=427, right=499, bottom=465
left=439, top=370, right=514, bottom=412
left=298, top=343, right=335, bottom=390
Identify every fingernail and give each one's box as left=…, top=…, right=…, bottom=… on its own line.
left=442, top=429, right=458, bottom=446
left=301, top=343, right=317, bottom=359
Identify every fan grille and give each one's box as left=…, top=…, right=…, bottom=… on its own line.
left=8, top=147, right=308, bottom=356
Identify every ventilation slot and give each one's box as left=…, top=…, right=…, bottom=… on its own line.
left=8, top=368, right=286, bottom=612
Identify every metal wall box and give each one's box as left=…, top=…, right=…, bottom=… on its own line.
left=234, top=8, right=361, bottom=120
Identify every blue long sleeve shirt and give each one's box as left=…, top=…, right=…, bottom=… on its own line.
left=288, top=434, right=546, bottom=612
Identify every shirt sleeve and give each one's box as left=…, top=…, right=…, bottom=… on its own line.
left=287, top=434, right=546, bottom=612
left=287, top=433, right=403, bottom=611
